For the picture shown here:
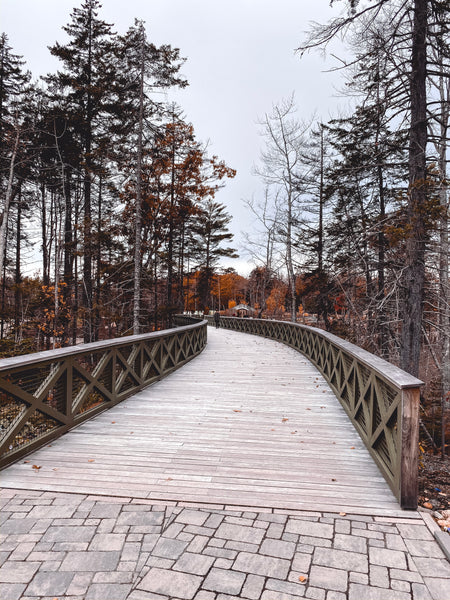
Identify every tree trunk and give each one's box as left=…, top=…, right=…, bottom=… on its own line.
left=133, top=27, right=145, bottom=335
left=400, top=0, right=428, bottom=377
left=0, top=124, right=19, bottom=279
left=82, top=15, right=94, bottom=343
left=437, top=71, right=450, bottom=457
left=14, top=190, right=21, bottom=343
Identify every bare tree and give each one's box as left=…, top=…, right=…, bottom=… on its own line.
left=428, top=29, right=450, bottom=455
left=298, top=0, right=443, bottom=377
left=255, top=96, right=311, bottom=321
left=243, top=188, right=281, bottom=274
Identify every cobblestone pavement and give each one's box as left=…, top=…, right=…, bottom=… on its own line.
left=1, top=488, right=449, bottom=600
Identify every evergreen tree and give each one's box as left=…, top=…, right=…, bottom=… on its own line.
left=47, top=0, right=119, bottom=342
left=192, top=199, right=237, bottom=310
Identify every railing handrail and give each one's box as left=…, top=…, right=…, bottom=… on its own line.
left=258, top=318, right=422, bottom=390
left=0, top=321, right=206, bottom=371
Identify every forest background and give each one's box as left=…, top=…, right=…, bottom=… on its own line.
left=0, top=0, right=449, bottom=455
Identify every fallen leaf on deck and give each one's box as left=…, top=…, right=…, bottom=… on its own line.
left=339, top=511, right=347, bottom=516
left=233, top=410, right=241, bottom=412
left=332, top=478, right=337, bottom=481
left=423, top=501, right=433, bottom=509
left=53, top=468, right=58, bottom=471
left=350, top=446, right=355, bottom=449
left=166, top=477, right=173, bottom=481
left=282, top=418, right=288, bottom=422
left=88, top=459, right=95, bottom=463
left=306, top=408, right=311, bottom=411
left=24, top=460, right=30, bottom=463
left=299, top=575, right=307, bottom=583
left=111, top=421, right=116, bottom=424
left=32, top=465, right=41, bottom=470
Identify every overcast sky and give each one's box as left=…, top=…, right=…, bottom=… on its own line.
left=1, top=0, right=349, bottom=275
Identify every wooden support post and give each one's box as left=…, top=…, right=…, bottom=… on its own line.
left=400, top=387, right=420, bottom=509
left=65, top=359, right=73, bottom=422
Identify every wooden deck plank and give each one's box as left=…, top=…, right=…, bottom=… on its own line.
left=1, top=328, right=404, bottom=515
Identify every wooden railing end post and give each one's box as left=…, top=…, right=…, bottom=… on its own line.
left=400, top=386, right=420, bottom=510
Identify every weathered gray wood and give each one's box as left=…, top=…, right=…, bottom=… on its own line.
left=0, top=321, right=205, bottom=371
left=0, top=329, right=408, bottom=516
left=400, top=387, right=420, bottom=509
left=208, top=315, right=422, bottom=509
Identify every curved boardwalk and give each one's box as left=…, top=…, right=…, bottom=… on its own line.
left=2, top=328, right=400, bottom=516
left=2, top=328, right=450, bottom=600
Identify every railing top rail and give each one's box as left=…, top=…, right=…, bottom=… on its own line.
left=0, top=320, right=207, bottom=372
left=220, top=316, right=423, bottom=390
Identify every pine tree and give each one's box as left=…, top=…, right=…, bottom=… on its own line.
left=47, top=0, right=118, bottom=342
left=192, top=199, right=237, bottom=310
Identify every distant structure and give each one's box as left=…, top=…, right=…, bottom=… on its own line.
left=232, top=304, right=256, bottom=317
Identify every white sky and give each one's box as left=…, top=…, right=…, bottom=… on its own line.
left=1, top=0, right=350, bottom=275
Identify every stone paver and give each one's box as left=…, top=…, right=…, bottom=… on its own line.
left=0, top=488, right=449, bottom=600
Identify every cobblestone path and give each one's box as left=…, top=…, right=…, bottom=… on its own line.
left=1, top=488, right=449, bottom=600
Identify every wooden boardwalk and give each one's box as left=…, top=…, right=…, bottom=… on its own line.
left=0, top=328, right=403, bottom=515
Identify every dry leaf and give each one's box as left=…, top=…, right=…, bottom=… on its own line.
left=350, top=446, right=355, bottom=449
left=23, top=460, right=30, bottom=463
left=282, top=418, right=288, bottom=422
left=271, top=428, right=275, bottom=431
left=233, top=410, right=241, bottom=413
left=332, top=478, right=337, bottom=481
left=423, top=501, right=433, bottom=509
left=306, top=408, right=311, bottom=411
left=299, top=575, right=307, bottom=583
left=111, top=421, right=116, bottom=424
left=52, top=468, right=58, bottom=471
left=339, top=511, right=347, bottom=516
left=88, top=459, right=95, bottom=463
left=166, top=477, right=173, bottom=481
left=32, top=465, right=41, bottom=470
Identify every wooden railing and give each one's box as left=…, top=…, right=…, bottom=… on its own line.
left=0, top=319, right=207, bottom=469
left=207, top=315, right=422, bottom=509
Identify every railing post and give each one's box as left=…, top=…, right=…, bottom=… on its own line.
left=400, top=387, right=420, bottom=509
left=65, top=358, right=73, bottom=422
